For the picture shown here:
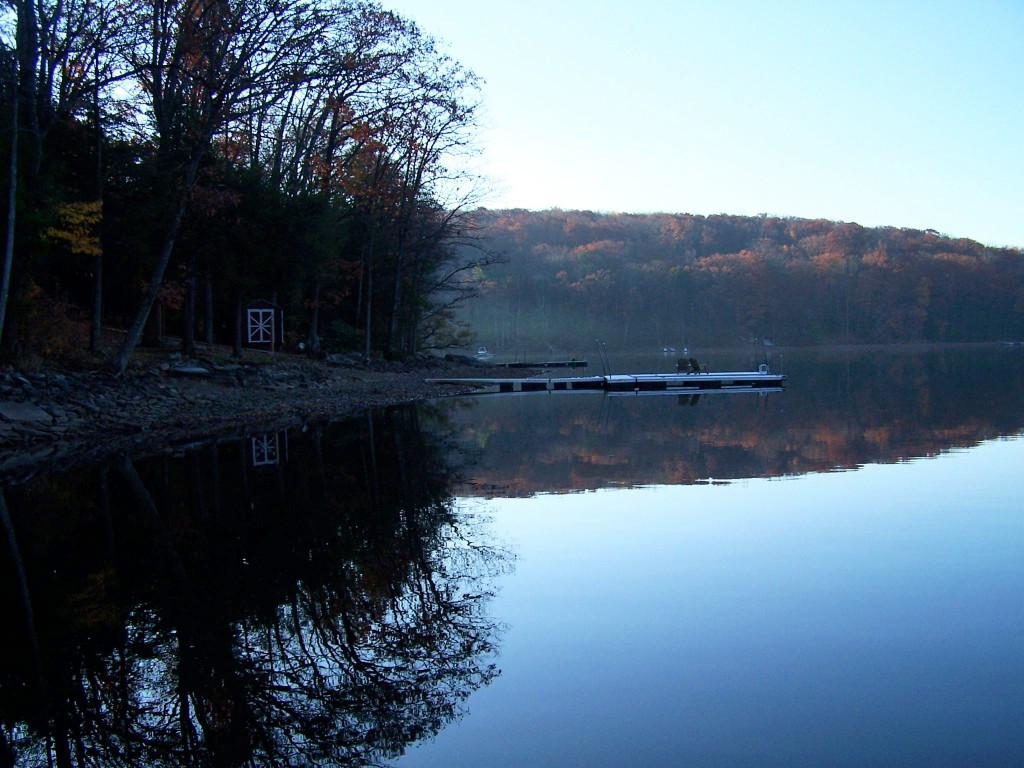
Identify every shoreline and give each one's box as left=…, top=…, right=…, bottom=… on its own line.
left=3, top=341, right=1014, bottom=484
left=0, top=353, right=528, bottom=485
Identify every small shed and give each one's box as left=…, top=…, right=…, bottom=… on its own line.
left=244, top=299, right=285, bottom=352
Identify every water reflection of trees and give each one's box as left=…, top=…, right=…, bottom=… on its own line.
left=0, top=409, right=506, bottom=767
left=432, top=347, right=1024, bottom=495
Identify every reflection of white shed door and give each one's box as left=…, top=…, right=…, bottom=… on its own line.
left=251, top=433, right=280, bottom=466
left=247, top=308, right=274, bottom=344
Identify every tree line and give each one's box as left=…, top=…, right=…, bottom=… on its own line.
left=460, top=209, right=1024, bottom=351
left=0, top=0, right=496, bottom=373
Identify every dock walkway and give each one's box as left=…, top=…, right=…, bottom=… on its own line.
left=427, top=370, right=786, bottom=395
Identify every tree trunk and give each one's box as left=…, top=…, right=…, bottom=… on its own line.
left=204, top=273, right=214, bottom=344
left=307, top=276, right=320, bottom=356
left=361, top=216, right=377, bottom=361
left=154, top=301, right=164, bottom=342
left=110, top=153, right=203, bottom=375
left=15, top=0, right=42, bottom=181
left=182, top=255, right=196, bottom=357
left=388, top=243, right=404, bottom=358
left=363, top=262, right=373, bottom=361
left=232, top=286, right=242, bottom=358
left=90, top=250, right=103, bottom=353
left=90, top=66, right=104, bottom=354
left=0, top=61, right=16, bottom=347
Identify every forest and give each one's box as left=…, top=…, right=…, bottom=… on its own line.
left=458, top=209, right=1024, bottom=352
left=3, top=3, right=1023, bottom=371
left=0, top=0, right=494, bottom=372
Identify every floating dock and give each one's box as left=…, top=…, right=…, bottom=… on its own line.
left=496, top=359, right=588, bottom=369
left=428, top=370, right=785, bottom=395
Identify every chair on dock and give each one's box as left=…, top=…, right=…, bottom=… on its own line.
left=676, top=356, right=704, bottom=373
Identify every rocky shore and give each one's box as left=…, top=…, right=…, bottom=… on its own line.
left=0, top=352, right=528, bottom=484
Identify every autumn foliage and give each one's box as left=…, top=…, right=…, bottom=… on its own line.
left=0, top=0, right=492, bottom=366
left=459, top=210, right=1024, bottom=349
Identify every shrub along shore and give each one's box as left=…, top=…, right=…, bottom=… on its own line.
left=0, top=352, right=519, bottom=485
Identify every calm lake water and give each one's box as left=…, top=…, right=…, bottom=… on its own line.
left=1, top=345, right=1022, bottom=766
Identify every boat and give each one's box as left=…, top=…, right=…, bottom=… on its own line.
left=476, top=346, right=493, bottom=358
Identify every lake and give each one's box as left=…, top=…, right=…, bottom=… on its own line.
left=1, top=345, right=1022, bottom=766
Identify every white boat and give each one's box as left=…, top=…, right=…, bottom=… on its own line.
left=476, top=346, right=492, bottom=358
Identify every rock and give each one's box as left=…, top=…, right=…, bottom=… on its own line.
left=169, top=365, right=211, bottom=377
left=208, top=362, right=242, bottom=373
left=14, top=423, right=50, bottom=437
left=0, top=401, right=54, bottom=424
left=326, top=352, right=365, bottom=366
left=0, top=354, right=529, bottom=483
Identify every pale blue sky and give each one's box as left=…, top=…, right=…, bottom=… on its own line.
left=388, top=0, right=1024, bottom=247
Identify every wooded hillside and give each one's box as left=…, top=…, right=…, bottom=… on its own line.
left=459, top=209, right=1024, bottom=351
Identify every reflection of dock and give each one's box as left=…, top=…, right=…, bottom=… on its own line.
left=428, top=370, right=785, bottom=395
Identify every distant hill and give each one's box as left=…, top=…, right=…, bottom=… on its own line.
left=457, top=209, right=1024, bottom=351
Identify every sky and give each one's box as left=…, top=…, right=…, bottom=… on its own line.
left=386, top=0, right=1024, bottom=248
